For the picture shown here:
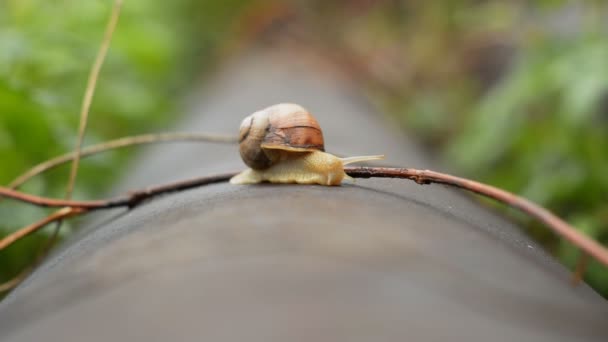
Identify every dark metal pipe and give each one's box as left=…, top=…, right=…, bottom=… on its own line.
left=1, top=52, right=606, bottom=342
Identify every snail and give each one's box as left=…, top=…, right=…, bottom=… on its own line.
left=230, top=103, right=384, bottom=186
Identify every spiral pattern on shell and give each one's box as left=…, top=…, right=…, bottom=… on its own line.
left=238, top=103, right=325, bottom=170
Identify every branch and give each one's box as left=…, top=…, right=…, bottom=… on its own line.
left=0, top=187, right=105, bottom=210
left=0, top=0, right=125, bottom=293
left=0, top=207, right=84, bottom=251
left=345, top=166, right=608, bottom=268
left=0, top=173, right=235, bottom=256
left=0, top=173, right=235, bottom=261
left=0, top=132, right=236, bottom=291
left=66, top=0, right=123, bottom=199
left=0, top=214, right=66, bottom=292
left=2, top=167, right=607, bottom=269
left=7, top=132, right=237, bottom=190
left=0, top=173, right=236, bottom=210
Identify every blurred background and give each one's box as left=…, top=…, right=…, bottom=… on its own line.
left=0, top=0, right=607, bottom=296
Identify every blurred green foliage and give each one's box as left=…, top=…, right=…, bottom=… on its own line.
left=327, top=1, right=608, bottom=294
left=0, top=0, right=176, bottom=283
left=449, top=31, right=608, bottom=295
left=454, top=27, right=608, bottom=294
left=406, top=3, right=608, bottom=295
left=0, top=0, right=251, bottom=285
left=274, top=0, right=607, bottom=295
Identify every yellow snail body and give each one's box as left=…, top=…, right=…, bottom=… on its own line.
left=230, top=103, right=384, bottom=186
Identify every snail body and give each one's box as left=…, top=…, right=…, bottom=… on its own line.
left=230, top=103, right=383, bottom=186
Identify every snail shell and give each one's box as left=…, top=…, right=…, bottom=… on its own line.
left=238, top=103, right=324, bottom=170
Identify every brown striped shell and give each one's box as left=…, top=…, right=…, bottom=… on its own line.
left=238, top=103, right=325, bottom=170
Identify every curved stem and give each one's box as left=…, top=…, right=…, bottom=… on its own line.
left=7, top=132, right=237, bottom=190
left=0, top=173, right=237, bottom=210
left=2, top=167, right=607, bottom=269
left=0, top=207, right=83, bottom=251
left=0, top=188, right=108, bottom=209
left=0, top=173, right=235, bottom=259
left=66, top=0, right=123, bottom=199
left=345, top=166, right=608, bottom=268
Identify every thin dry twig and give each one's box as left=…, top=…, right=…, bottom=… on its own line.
left=0, top=172, right=234, bottom=255
left=0, top=218, right=66, bottom=292
left=0, top=225, right=64, bottom=292
left=66, top=0, right=123, bottom=199
left=0, top=187, right=115, bottom=209
left=0, top=207, right=83, bottom=251
left=0, top=173, right=229, bottom=278
left=52, top=0, right=122, bottom=293
left=2, top=163, right=607, bottom=293
left=2, top=167, right=608, bottom=270
left=0, top=0, right=124, bottom=292
left=344, top=166, right=608, bottom=268
left=7, top=132, right=237, bottom=190
left=0, top=132, right=236, bottom=291
left=0, top=173, right=235, bottom=210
